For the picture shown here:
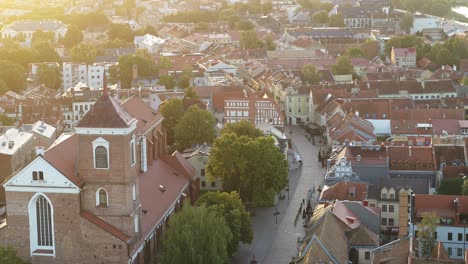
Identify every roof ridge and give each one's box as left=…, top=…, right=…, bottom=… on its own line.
left=81, top=210, right=131, bottom=243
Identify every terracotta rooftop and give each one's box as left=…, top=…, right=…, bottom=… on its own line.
left=320, top=182, right=368, bottom=202
left=76, top=93, right=135, bottom=128
left=387, top=146, right=434, bottom=171
left=415, top=194, right=468, bottom=223
left=139, top=156, right=190, bottom=240
left=44, top=133, right=83, bottom=187
left=121, top=95, right=163, bottom=133
left=392, top=47, right=416, bottom=57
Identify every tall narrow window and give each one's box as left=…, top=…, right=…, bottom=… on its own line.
left=97, top=188, right=108, bottom=207
left=131, top=141, right=135, bottom=165
left=95, top=146, right=108, bottom=168
left=29, top=194, right=54, bottom=255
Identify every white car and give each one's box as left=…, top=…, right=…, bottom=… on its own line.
left=295, top=153, right=302, bottom=164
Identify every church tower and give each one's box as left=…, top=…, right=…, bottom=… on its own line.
left=74, top=76, right=141, bottom=238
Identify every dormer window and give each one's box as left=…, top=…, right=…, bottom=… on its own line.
left=92, top=137, right=109, bottom=169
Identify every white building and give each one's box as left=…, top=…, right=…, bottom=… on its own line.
left=1, top=20, right=67, bottom=42
left=411, top=15, right=442, bottom=34
left=87, top=63, right=118, bottom=89
left=62, top=63, right=88, bottom=91
left=134, top=34, right=166, bottom=54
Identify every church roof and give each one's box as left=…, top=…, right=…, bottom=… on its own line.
left=121, top=95, right=162, bottom=133
left=76, top=93, right=135, bottom=128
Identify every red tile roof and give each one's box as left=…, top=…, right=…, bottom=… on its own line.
left=431, top=119, right=460, bottom=136
left=121, top=95, right=163, bottom=133
left=161, top=151, right=196, bottom=179
left=139, top=157, right=190, bottom=240
left=392, top=47, right=416, bottom=57
left=44, top=134, right=83, bottom=187
left=442, top=166, right=468, bottom=179
left=81, top=210, right=131, bottom=242
left=387, top=146, right=434, bottom=171
left=76, top=93, right=135, bottom=128
left=415, top=194, right=468, bottom=222
left=321, top=182, right=368, bottom=202
left=460, top=59, right=468, bottom=71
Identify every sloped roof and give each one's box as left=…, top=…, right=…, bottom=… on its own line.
left=347, top=225, right=379, bottom=246
left=321, top=182, right=368, bottom=202
left=76, top=93, right=135, bottom=128
left=121, top=95, right=162, bottom=133
left=44, top=133, right=83, bottom=187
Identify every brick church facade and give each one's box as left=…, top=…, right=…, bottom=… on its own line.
left=0, top=86, right=197, bottom=263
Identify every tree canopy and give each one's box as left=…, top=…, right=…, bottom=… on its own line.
left=0, top=60, right=26, bottom=93
left=392, top=0, right=452, bottom=17
left=399, top=13, right=414, bottom=34
left=158, top=74, right=176, bottom=90
left=417, top=213, right=437, bottom=257
left=107, top=23, right=135, bottom=42
left=240, top=30, right=264, bottom=49
left=70, top=43, right=96, bottom=64
left=196, top=191, right=253, bottom=255
left=118, top=54, right=156, bottom=88
left=207, top=132, right=288, bottom=207
left=0, top=114, right=14, bottom=126
left=220, top=120, right=263, bottom=138
left=328, top=13, right=345, bottom=27
left=438, top=178, right=464, bottom=195
left=160, top=98, right=185, bottom=146
left=345, top=46, right=365, bottom=58
left=36, top=64, right=61, bottom=89
left=174, top=105, right=216, bottom=150
left=61, top=25, right=84, bottom=48
left=301, top=64, right=320, bottom=84
left=331, top=55, right=354, bottom=75
left=159, top=205, right=232, bottom=264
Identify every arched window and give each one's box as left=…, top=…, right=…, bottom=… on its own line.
left=29, top=194, right=54, bottom=255
left=96, top=188, right=108, bottom=207
left=95, top=146, right=108, bottom=169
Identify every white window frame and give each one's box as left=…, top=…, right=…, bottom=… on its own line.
left=140, top=136, right=147, bottom=172
left=92, top=137, right=109, bottom=169
left=130, top=134, right=136, bottom=166
left=132, top=184, right=136, bottom=201
left=134, top=214, right=139, bottom=233
left=96, top=187, right=109, bottom=207
left=29, top=193, right=55, bottom=256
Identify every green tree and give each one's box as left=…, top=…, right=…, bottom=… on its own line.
left=0, top=114, right=14, bottom=126
left=331, top=55, right=354, bottom=75
left=240, top=30, right=264, bottom=49
left=220, top=8, right=240, bottom=26
left=184, top=86, right=198, bottom=99
left=160, top=98, right=185, bottom=146
left=157, top=56, right=173, bottom=70
left=400, top=13, right=414, bottom=34
left=345, top=46, right=365, bottom=58
left=70, top=43, right=96, bottom=64
left=301, top=64, right=320, bottom=84
left=177, top=67, right=193, bottom=89
left=196, top=191, right=253, bottom=255
left=264, top=35, right=276, bottom=51
left=207, top=133, right=288, bottom=206
left=329, top=13, right=345, bottom=27
left=417, top=213, right=438, bottom=257
left=159, top=205, right=232, bottom=264
left=435, top=47, right=458, bottom=66
left=33, top=42, right=60, bottom=62
left=118, top=54, right=156, bottom=88
left=158, top=74, right=176, bottom=90
left=220, top=120, right=263, bottom=138
left=107, top=23, right=135, bottom=42
left=262, top=1, right=273, bottom=15
left=31, top=30, right=55, bottom=47
left=236, top=21, right=255, bottom=31
left=384, top=35, right=425, bottom=58
left=0, top=246, right=28, bottom=264
left=312, top=11, right=329, bottom=24
left=61, top=25, right=83, bottom=48
left=462, top=179, right=468, bottom=195
left=0, top=80, right=8, bottom=95
left=0, top=60, right=26, bottom=93
left=174, top=105, right=216, bottom=150
left=108, top=65, right=120, bottom=85
left=438, top=178, right=463, bottom=195
left=461, top=77, right=468, bottom=86
left=36, top=64, right=61, bottom=89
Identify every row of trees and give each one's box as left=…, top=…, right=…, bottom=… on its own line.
left=437, top=178, right=468, bottom=195
left=159, top=191, right=253, bottom=263
left=385, top=35, right=468, bottom=66
left=391, top=0, right=452, bottom=17
left=311, top=12, right=346, bottom=27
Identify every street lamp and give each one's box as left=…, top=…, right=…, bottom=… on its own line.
left=274, top=207, right=280, bottom=225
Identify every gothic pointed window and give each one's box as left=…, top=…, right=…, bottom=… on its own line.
left=29, top=194, right=54, bottom=255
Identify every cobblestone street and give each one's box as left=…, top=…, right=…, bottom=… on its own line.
left=232, top=125, right=326, bottom=264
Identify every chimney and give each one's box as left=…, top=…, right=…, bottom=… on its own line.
left=363, top=200, right=369, bottom=206
left=35, top=146, right=45, bottom=156
left=8, top=141, right=14, bottom=149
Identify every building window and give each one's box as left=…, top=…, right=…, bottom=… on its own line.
left=382, top=205, right=387, bottom=212
left=132, top=184, right=136, bottom=201
left=96, top=188, right=108, bottom=207
left=211, top=182, right=216, bottom=188
left=201, top=169, right=205, bottom=176
left=466, top=234, right=468, bottom=241
left=389, top=218, right=394, bottom=226
left=29, top=194, right=54, bottom=255
left=448, top=232, right=453, bottom=241
left=365, top=251, right=370, bottom=260
left=95, top=146, right=108, bottom=169
left=389, top=205, right=394, bottom=212
left=134, top=214, right=139, bottom=233
left=201, top=181, right=206, bottom=188
left=382, top=218, right=387, bottom=225
left=390, top=194, right=395, bottom=199
left=32, top=171, right=44, bottom=181
left=458, top=233, right=463, bottom=241
left=130, top=135, right=136, bottom=166
left=448, top=247, right=452, bottom=256
left=457, top=248, right=462, bottom=256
